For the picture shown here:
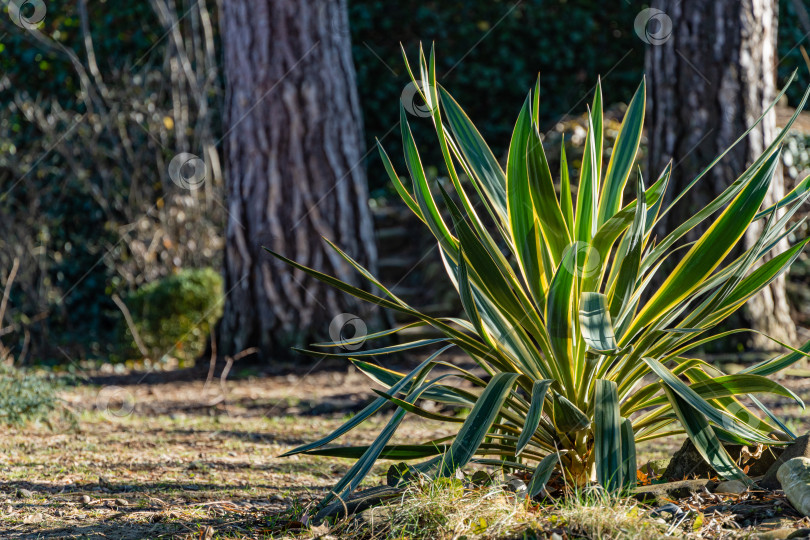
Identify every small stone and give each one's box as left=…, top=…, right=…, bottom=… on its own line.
left=505, top=477, right=528, bottom=498
left=779, top=458, right=810, bottom=516
left=16, top=488, right=33, bottom=499
left=550, top=533, right=563, bottom=540
left=81, top=495, right=91, bottom=504
left=23, top=512, right=43, bottom=523
left=715, top=480, right=748, bottom=494
left=115, top=498, right=128, bottom=507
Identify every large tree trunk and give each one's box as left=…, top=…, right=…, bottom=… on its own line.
left=646, top=0, right=795, bottom=350
left=218, top=0, right=377, bottom=358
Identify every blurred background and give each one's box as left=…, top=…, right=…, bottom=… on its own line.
left=1, top=0, right=809, bottom=372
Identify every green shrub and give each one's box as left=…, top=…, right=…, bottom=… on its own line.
left=274, top=47, right=810, bottom=506
left=0, top=364, right=72, bottom=427
left=123, top=268, right=223, bottom=364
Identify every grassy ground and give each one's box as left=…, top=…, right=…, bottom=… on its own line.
left=2, top=359, right=810, bottom=539
left=0, top=361, right=457, bottom=539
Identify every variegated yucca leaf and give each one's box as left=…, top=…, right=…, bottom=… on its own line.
left=270, top=45, right=810, bottom=504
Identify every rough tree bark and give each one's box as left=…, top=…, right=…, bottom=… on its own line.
left=646, top=0, right=795, bottom=350
left=218, top=0, right=378, bottom=357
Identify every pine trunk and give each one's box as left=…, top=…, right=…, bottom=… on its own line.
left=218, top=0, right=377, bottom=358
left=646, top=0, right=795, bottom=350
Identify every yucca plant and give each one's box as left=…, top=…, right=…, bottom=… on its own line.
left=269, top=46, right=810, bottom=507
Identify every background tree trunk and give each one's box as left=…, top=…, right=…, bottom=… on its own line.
left=218, top=0, right=378, bottom=358
left=646, top=0, right=795, bottom=350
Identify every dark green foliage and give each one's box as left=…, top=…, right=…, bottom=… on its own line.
left=0, top=364, right=72, bottom=427
left=778, top=0, right=810, bottom=108
left=349, top=0, right=646, bottom=194
left=353, top=0, right=810, bottom=194
left=123, top=268, right=223, bottom=363
left=0, top=2, right=161, bottom=104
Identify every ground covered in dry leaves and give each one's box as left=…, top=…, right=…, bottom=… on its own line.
left=2, top=358, right=810, bottom=539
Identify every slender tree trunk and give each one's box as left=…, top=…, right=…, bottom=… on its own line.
left=218, top=0, right=378, bottom=358
left=646, top=0, right=795, bottom=350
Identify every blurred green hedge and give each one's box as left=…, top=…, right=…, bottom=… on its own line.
left=0, top=363, right=73, bottom=427
left=122, top=268, right=223, bottom=365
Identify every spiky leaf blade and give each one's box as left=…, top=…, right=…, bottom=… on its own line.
left=439, top=372, right=521, bottom=477
left=620, top=418, right=637, bottom=490
left=528, top=451, right=566, bottom=498
left=516, top=379, right=553, bottom=457
left=663, top=387, right=751, bottom=485
left=627, top=150, right=780, bottom=340
left=595, top=379, right=622, bottom=492
left=598, top=79, right=645, bottom=225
